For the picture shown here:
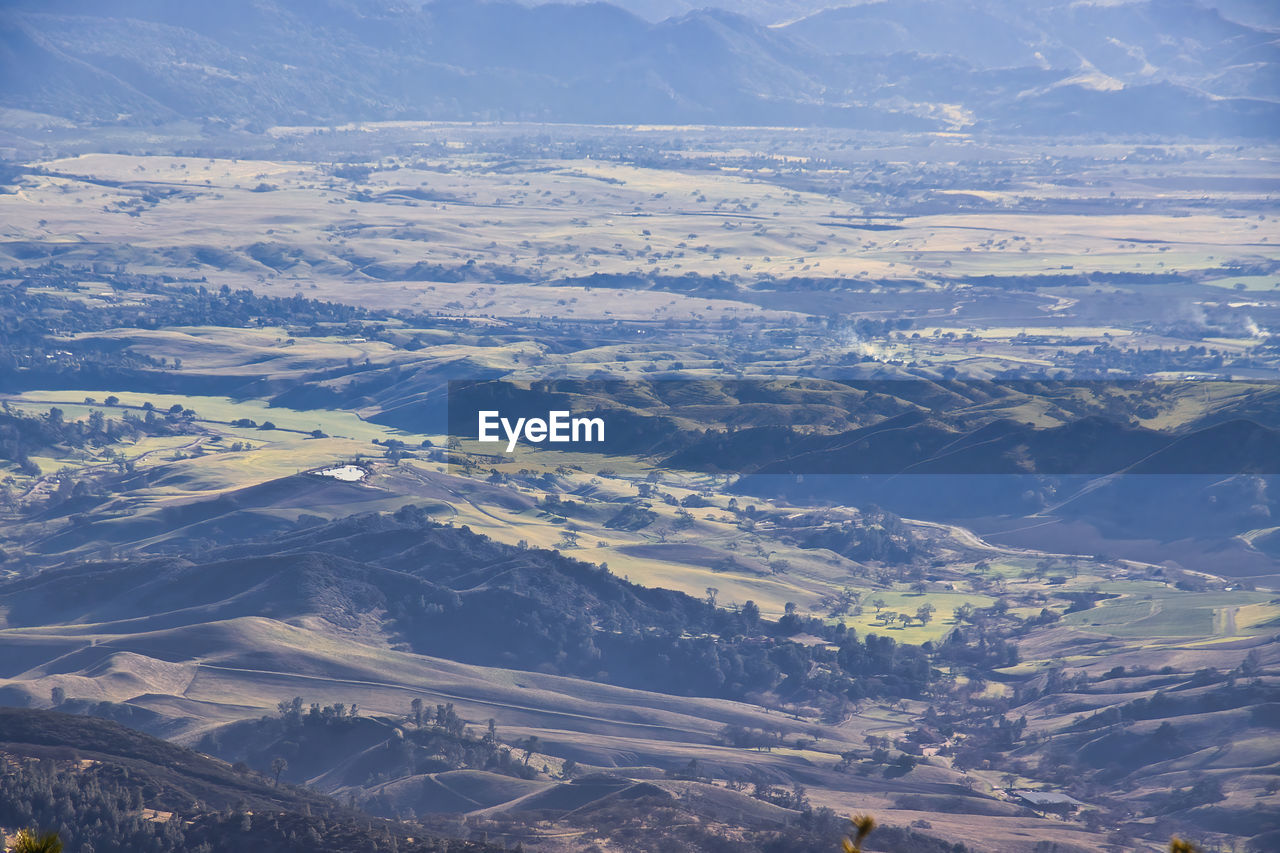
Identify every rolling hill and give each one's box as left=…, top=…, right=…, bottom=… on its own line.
left=1, top=504, right=1275, bottom=851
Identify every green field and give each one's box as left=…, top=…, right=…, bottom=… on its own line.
left=1063, top=588, right=1276, bottom=638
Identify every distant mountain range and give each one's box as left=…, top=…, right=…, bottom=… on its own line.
left=1, top=0, right=1277, bottom=135
left=526, top=0, right=1280, bottom=29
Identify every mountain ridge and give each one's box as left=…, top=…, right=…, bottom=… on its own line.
left=2, top=0, right=1276, bottom=135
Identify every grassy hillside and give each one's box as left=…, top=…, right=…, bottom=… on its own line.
left=1, top=499, right=1275, bottom=851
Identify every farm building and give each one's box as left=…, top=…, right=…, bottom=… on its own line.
left=1010, top=790, right=1087, bottom=815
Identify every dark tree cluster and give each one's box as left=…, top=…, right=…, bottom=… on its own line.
left=776, top=508, right=921, bottom=564
left=0, top=757, right=503, bottom=853
left=0, top=709, right=504, bottom=853
left=199, top=697, right=541, bottom=800
left=241, top=508, right=940, bottom=704
left=936, top=623, right=1021, bottom=671
left=562, top=791, right=966, bottom=853
left=0, top=757, right=189, bottom=853
left=0, top=405, right=194, bottom=477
